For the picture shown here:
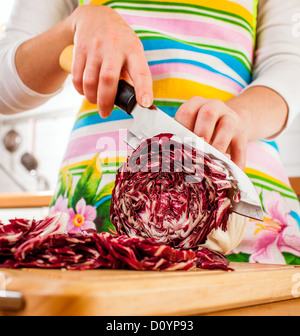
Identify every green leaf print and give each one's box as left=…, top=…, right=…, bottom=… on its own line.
left=66, top=173, right=73, bottom=208
left=259, top=191, right=266, bottom=213
left=282, top=252, right=300, bottom=265
left=72, top=154, right=102, bottom=208
left=93, top=181, right=115, bottom=205
left=53, top=166, right=68, bottom=205
left=95, top=198, right=115, bottom=233
left=226, top=253, right=250, bottom=263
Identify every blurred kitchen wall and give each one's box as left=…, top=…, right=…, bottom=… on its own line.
left=0, top=92, right=79, bottom=192
left=0, top=1, right=81, bottom=193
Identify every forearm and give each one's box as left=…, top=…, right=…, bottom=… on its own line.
left=15, top=18, right=73, bottom=94
left=0, top=0, right=77, bottom=114
left=225, top=86, right=288, bottom=142
left=242, top=0, right=300, bottom=137
left=13, top=4, right=153, bottom=117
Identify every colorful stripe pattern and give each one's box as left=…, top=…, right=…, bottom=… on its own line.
left=73, top=0, right=258, bottom=129
left=60, top=0, right=259, bottom=181
left=245, top=142, right=298, bottom=201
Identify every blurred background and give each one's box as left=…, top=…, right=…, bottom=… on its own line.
left=0, top=1, right=300, bottom=196
left=0, top=1, right=81, bottom=196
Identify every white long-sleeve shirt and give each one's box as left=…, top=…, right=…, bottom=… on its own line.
left=1, top=0, right=300, bottom=132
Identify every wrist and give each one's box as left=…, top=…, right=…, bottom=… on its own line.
left=60, top=13, right=76, bottom=45
left=225, top=86, right=289, bottom=141
left=225, top=95, right=251, bottom=141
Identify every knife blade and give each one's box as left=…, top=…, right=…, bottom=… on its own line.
left=115, top=80, right=264, bottom=221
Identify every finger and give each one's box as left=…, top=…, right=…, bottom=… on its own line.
left=229, top=136, right=247, bottom=170
left=126, top=52, right=153, bottom=108
left=72, top=50, right=86, bottom=96
left=211, top=116, right=235, bottom=154
left=82, top=55, right=102, bottom=104
left=175, top=97, right=208, bottom=131
left=120, top=69, right=133, bottom=85
left=193, top=102, right=221, bottom=143
left=97, top=55, right=124, bottom=118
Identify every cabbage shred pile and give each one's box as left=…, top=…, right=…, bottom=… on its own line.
left=0, top=213, right=232, bottom=271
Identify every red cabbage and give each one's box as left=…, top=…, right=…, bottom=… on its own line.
left=110, top=134, right=235, bottom=249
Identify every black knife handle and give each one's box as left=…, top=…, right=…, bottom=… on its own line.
left=115, top=80, right=137, bottom=115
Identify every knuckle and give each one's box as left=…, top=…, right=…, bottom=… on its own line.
left=72, top=75, right=82, bottom=88
left=199, top=105, right=217, bottom=119
left=201, top=99, right=223, bottom=112
left=177, top=104, right=194, bottom=118
left=100, top=68, right=119, bottom=84
left=84, top=75, right=98, bottom=89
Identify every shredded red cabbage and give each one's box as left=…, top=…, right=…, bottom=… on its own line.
left=0, top=213, right=232, bottom=271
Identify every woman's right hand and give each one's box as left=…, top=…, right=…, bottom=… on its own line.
left=67, top=5, right=153, bottom=118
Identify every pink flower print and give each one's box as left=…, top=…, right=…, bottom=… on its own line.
left=49, top=195, right=69, bottom=215
left=244, top=191, right=300, bottom=264
left=68, top=198, right=97, bottom=233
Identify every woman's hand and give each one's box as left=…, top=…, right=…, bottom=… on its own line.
left=175, top=96, right=249, bottom=170
left=68, top=5, right=153, bottom=117
left=14, top=4, right=153, bottom=117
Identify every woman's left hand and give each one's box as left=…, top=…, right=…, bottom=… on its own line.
left=175, top=96, right=249, bottom=170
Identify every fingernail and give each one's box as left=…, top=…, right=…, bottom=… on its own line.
left=141, top=94, right=152, bottom=108
left=99, top=110, right=108, bottom=119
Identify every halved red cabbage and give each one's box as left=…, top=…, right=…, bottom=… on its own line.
left=0, top=213, right=232, bottom=271
left=110, top=134, right=235, bottom=249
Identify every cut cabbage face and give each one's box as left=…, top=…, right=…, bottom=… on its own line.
left=110, top=134, right=244, bottom=252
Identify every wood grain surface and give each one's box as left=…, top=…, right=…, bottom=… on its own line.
left=1, top=262, right=300, bottom=316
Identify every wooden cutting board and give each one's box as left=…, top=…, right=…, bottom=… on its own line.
left=1, top=262, right=300, bottom=316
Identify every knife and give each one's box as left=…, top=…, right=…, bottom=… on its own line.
left=0, top=290, right=25, bottom=312
left=60, top=45, right=264, bottom=221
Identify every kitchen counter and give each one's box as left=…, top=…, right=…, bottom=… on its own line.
left=1, top=262, right=300, bottom=316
